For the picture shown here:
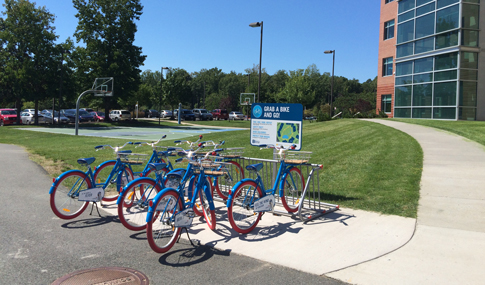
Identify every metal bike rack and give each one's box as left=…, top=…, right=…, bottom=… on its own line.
left=212, top=156, right=339, bottom=223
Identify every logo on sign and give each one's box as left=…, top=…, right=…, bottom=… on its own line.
left=253, top=105, right=262, bottom=118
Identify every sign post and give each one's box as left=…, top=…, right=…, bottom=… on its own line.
left=250, top=103, right=303, bottom=150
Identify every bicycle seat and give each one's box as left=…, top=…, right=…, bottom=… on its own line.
left=246, top=163, right=263, bottom=172
left=77, top=157, right=96, bottom=166
left=118, top=150, right=132, bottom=154
left=147, top=163, right=168, bottom=172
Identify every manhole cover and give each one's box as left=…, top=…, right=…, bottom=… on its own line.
left=51, top=267, right=148, bottom=285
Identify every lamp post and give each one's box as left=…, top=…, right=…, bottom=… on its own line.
left=249, top=21, right=263, bottom=103
left=159, top=67, right=169, bottom=125
left=324, top=50, right=335, bottom=117
left=57, top=49, right=70, bottom=125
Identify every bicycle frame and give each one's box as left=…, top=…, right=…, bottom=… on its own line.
left=226, top=160, right=296, bottom=208
left=49, top=167, right=95, bottom=195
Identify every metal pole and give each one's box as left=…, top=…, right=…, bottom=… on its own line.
left=58, top=51, right=64, bottom=125
left=159, top=67, right=162, bottom=126
left=75, top=90, right=95, bottom=135
left=331, top=51, right=335, bottom=117
left=258, top=21, right=263, bottom=103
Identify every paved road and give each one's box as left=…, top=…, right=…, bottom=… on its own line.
left=0, top=143, right=344, bottom=285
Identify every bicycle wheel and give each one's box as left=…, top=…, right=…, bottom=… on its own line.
left=227, top=180, right=263, bottom=234
left=140, top=165, right=168, bottom=195
left=50, top=171, right=91, bottom=219
left=93, top=161, right=134, bottom=202
left=146, top=190, right=183, bottom=253
left=118, top=178, right=161, bottom=231
left=199, top=178, right=216, bottom=230
left=215, top=161, right=244, bottom=200
left=281, top=167, right=305, bottom=213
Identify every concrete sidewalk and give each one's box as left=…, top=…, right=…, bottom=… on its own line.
left=327, top=119, right=485, bottom=284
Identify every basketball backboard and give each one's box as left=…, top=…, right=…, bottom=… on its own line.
left=92, top=77, right=114, bottom=97
left=240, top=93, right=255, bottom=106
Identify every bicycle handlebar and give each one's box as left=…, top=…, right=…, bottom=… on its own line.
left=134, top=135, right=167, bottom=148
left=95, top=141, right=133, bottom=152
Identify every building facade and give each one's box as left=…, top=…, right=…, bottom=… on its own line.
left=376, top=0, right=484, bottom=120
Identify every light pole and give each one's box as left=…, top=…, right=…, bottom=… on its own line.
left=58, top=50, right=70, bottom=125
left=324, top=50, right=335, bottom=117
left=159, top=67, right=169, bottom=125
left=249, top=21, right=263, bottom=103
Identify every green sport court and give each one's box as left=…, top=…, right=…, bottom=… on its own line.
left=17, top=125, right=246, bottom=141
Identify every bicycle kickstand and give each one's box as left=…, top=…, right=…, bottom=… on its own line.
left=177, top=227, right=198, bottom=247
left=89, top=202, right=102, bottom=217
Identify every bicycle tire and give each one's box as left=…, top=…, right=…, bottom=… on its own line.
left=118, top=178, right=161, bottom=231
left=199, top=178, right=216, bottom=230
left=280, top=167, right=305, bottom=213
left=140, top=165, right=168, bottom=195
left=146, top=190, right=183, bottom=253
left=227, top=180, right=263, bottom=234
left=93, top=161, right=134, bottom=202
left=215, top=161, right=244, bottom=200
left=50, top=171, right=91, bottom=219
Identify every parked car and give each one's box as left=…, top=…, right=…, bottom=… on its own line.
left=62, top=109, right=94, bottom=123
left=192, top=109, right=213, bottom=121
left=80, top=108, right=94, bottom=113
left=20, top=112, right=48, bottom=125
left=211, top=109, right=228, bottom=120
left=109, top=110, right=131, bottom=121
left=174, top=109, right=196, bottom=121
left=0, top=109, right=18, bottom=126
left=41, top=109, right=52, bottom=115
left=228, top=111, right=246, bottom=120
left=23, top=109, right=36, bottom=114
left=143, top=109, right=159, bottom=118
left=90, top=111, right=105, bottom=122
left=44, top=111, right=70, bottom=124
left=161, top=110, right=172, bottom=118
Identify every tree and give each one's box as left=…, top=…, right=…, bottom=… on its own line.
left=0, top=0, right=59, bottom=123
left=276, top=69, right=315, bottom=107
left=162, top=68, right=192, bottom=113
left=72, top=0, right=146, bottom=117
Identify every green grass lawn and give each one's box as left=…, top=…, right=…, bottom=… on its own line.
left=391, top=119, right=485, bottom=147
left=0, top=119, right=422, bottom=218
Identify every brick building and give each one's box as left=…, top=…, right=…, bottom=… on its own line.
left=376, top=0, right=484, bottom=120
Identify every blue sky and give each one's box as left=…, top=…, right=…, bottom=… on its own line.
left=2, top=0, right=381, bottom=82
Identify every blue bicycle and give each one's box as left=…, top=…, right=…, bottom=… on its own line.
left=49, top=141, right=136, bottom=219
left=226, top=145, right=307, bottom=234
left=145, top=146, right=223, bottom=253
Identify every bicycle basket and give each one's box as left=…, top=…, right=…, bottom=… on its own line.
left=283, top=151, right=312, bottom=164
left=192, top=160, right=228, bottom=176
left=219, top=147, right=244, bottom=158
left=117, top=153, right=149, bottom=165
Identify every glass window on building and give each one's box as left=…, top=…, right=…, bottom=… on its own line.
left=384, top=20, right=395, bottom=40
left=435, top=70, right=457, bottom=81
left=396, top=61, right=413, bottom=76
left=462, top=4, right=480, bottom=29
left=396, top=75, right=413, bottom=85
left=415, top=13, right=435, bottom=39
left=399, top=0, right=415, bottom=14
left=414, top=57, right=434, bottom=73
left=416, top=2, right=435, bottom=17
left=381, top=95, right=392, bottom=113
left=385, top=0, right=395, bottom=3
left=413, top=108, right=432, bottom=118
left=460, top=69, right=478, bottom=81
left=462, top=30, right=479, bottom=47
left=460, top=81, right=477, bottom=107
left=383, top=57, right=393, bottom=77
left=395, top=85, right=412, bottom=106
left=417, top=0, right=434, bottom=7
left=398, top=20, right=415, bottom=43
left=397, top=42, right=414, bottom=58
left=413, top=84, right=433, bottom=106
left=436, top=30, right=459, bottom=49
left=394, top=108, right=411, bottom=118
left=461, top=52, right=478, bottom=69
left=434, top=52, right=458, bottom=70
left=437, top=0, right=459, bottom=9
left=434, top=81, right=457, bottom=106
left=399, top=10, right=415, bottom=23
left=459, top=108, right=476, bottom=120
left=433, top=107, right=456, bottom=119
left=414, top=73, right=433, bottom=83
left=415, top=37, right=434, bottom=54
left=436, top=4, right=459, bottom=33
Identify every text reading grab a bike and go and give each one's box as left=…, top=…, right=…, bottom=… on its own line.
left=251, top=103, right=303, bottom=151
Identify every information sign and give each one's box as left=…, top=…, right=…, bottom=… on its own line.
left=250, top=103, right=303, bottom=150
